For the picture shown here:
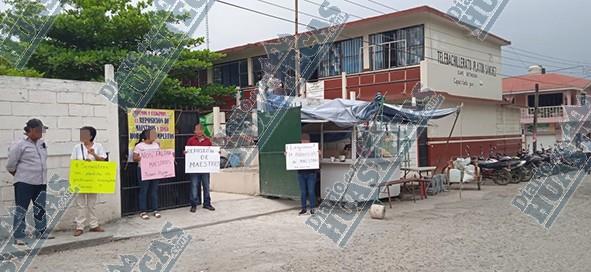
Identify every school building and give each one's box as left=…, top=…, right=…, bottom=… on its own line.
left=200, top=5, right=521, bottom=170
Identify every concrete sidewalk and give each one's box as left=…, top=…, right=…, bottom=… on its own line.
left=2, top=192, right=298, bottom=257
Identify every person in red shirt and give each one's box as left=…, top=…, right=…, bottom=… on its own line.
left=186, top=123, right=215, bottom=212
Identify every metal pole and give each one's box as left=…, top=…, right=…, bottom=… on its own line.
left=294, top=0, right=301, bottom=97
left=533, top=83, right=539, bottom=153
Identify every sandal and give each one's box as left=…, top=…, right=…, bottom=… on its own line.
left=140, top=212, right=149, bottom=220
left=153, top=211, right=161, bottom=218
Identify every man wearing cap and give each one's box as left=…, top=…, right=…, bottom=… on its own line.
left=6, top=118, right=54, bottom=245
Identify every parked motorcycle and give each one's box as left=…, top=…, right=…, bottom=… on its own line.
left=532, top=143, right=586, bottom=177
left=514, top=145, right=543, bottom=182
left=461, top=145, right=517, bottom=185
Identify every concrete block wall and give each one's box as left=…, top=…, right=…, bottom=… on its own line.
left=0, top=74, right=121, bottom=231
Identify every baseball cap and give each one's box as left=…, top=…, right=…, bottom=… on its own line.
left=26, top=118, right=49, bottom=132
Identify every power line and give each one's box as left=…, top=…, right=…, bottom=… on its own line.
left=509, top=46, right=591, bottom=67
left=214, top=0, right=309, bottom=27
left=302, top=0, right=363, bottom=19
left=256, top=0, right=327, bottom=23
left=366, top=0, right=399, bottom=12
left=342, top=0, right=384, bottom=14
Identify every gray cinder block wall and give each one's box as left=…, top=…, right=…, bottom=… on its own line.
left=0, top=66, right=121, bottom=231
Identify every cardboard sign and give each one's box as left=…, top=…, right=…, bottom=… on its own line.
left=69, top=160, right=117, bottom=193
left=128, top=108, right=175, bottom=150
left=185, top=146, right=220, bottom=173
left=140, top=150, right=175, bottom=181
left=285, top=143, right=319, bottom=170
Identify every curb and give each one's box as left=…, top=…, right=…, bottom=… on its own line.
left=0, top=235, right=113, bottom=260
left=39, top=235, right=114, bottom=255
left=0, top=205, right=299, bottom=258
left=113, top=206, right=298, bottom=241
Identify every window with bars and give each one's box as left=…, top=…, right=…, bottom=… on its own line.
left=369, top=25, right=424, bottom=71
left=213, top=59, right=249, bottom=87
left=318, top=37, right=363, bottom=77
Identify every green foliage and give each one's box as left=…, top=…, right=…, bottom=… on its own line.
left=148, top=79, right=236, bottom=109
left=0, top=0, right=234, bottom=110
left=0, top=58, right=43, bottom=77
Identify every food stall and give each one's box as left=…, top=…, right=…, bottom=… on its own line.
left=303, top=120, right=413, bottom=200
left=264, top=93, right=459, bottom=202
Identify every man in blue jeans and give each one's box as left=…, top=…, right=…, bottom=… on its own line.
left=185, top=124, right=215, bottom=212
left=6, top=119, right=55, bottom=245
left=295, top=133, right=320, bottom=215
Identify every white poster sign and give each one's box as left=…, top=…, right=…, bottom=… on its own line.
left=285, top=143, right=319, bottom=170
left=185, top=146, right=220, bottom=173
left=306, top=81, right=324, bottom=100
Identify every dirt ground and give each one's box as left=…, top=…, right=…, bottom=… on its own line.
left=26, top=177, right=591, bottom=272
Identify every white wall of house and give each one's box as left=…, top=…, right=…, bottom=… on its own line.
left=0, top=75, right=121, bottom=231
left=428, top=100, right=521, bottom=139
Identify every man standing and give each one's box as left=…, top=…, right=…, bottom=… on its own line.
left=186, top=123, right=215, bottom=212
left=6, top=119, right=54, bottom=245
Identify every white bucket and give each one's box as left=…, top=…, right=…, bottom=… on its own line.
left=369, top=204, right=386, bottom=219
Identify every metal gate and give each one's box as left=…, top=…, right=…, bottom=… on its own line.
left=258, top=107, right=301, bottom=199
left=119, top=108, right=200, bottom=216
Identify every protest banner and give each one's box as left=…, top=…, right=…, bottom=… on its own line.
left=185, top=146, right=220, bottom=173
left=285, top=143, right=319, bottom=170
left=69, top=160, right=117, bottom=193
left=128, top=108, right=175, bottom=150
left=140, top=150, right=176, bottom=181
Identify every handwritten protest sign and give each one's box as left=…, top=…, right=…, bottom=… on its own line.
left=69, top=160, right=117, bottom=193
left=128, top=108, right=175, bottom=150
left=185, top=146, right=220, bottom=173
left=140, top=150, right=176, bottom=181
left=285, top=143, right=319, bottom=170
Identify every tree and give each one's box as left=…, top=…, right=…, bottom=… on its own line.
left=0, top=0, right=234, bottom=110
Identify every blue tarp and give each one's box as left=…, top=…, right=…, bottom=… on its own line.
left=264, top=94, right=459, bottom=127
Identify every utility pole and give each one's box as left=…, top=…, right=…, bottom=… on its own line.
left=533, top=83, right=539, bottom=153
left=294, top=0, right=301, bottom=97
left=205, top=10, right=210, bottom=50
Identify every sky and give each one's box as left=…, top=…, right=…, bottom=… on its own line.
left=1, top=0, right=590, bottom=77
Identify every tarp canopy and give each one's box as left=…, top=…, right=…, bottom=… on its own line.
left=264, top=94, right=459, bottom=127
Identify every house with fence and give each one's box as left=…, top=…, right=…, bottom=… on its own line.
left=503, top=65, right=591, bottom=149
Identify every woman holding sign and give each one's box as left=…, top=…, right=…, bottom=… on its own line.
left=286, top=133, right=321, bottom=216
left=133, top=129, right=162, bottom=219
left=70, top=126, right=107, bottom=237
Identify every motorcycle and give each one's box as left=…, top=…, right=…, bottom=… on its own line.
left=514, top=145, right=543, bottom=182
left=475, top=145, right=526, bottom=185
left=533, top=143, right=586, bottom=177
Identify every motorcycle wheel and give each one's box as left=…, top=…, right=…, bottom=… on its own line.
left=510, top=169, right=521, bottom=184
left=493, top=169, right=512, bottom=185
left=520, top=167, right=534, bottom=182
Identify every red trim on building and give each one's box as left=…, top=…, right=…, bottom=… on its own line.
left=426, top=135, right=522, bottom=170
left=428, top=135, right=521, bottom=142
left=322, top=67, right=420, bottom=101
